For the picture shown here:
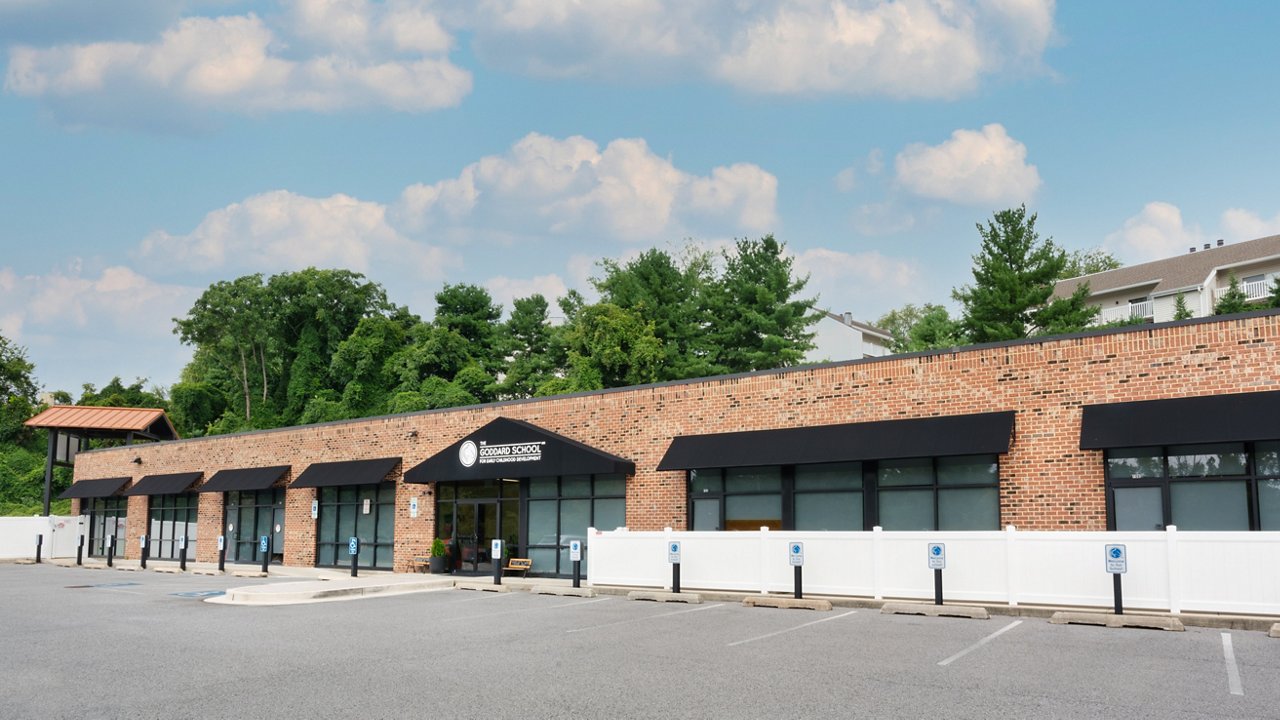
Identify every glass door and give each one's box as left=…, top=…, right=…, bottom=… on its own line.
left=454, top=500, right=499, bottom=575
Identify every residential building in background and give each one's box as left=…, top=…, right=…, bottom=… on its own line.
left=806, top=311, right=892, bottom=363
left=1054, top=234, right=1280, bottom=325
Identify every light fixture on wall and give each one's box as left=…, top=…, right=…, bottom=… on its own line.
left=131, top=456, right=143, bottom=464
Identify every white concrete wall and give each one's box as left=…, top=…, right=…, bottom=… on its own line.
left=585, top=526, right=1280, bottom=615
left=1152, top=290, right=1203, bottom=322
left=0, top=516, right=84, bottom=560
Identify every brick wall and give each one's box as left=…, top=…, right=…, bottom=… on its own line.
left=71, top=311, right=1280, bottom=569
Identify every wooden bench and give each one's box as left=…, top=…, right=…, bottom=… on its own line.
left=502, top=558, right=532, bottom=577
left=410, top=556, right=431, bottom=573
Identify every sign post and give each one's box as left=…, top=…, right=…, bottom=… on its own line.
left=106, top=533, right=115, bottom=567
left=1105, top=544, right=1127, bottom=615
left=140, top=535, right=149, bottom=570
left=569, top=540, right=583, bottom=589
left=492, top=538, right=503, bottom=586
left=789, top=542, right=804, bottom=599
left=349, top=536, right=359, bottom=577
left=76, top=533, right=84, bottom=566
left=928, top=543, right=946, bottom=605
left=178, top=536, right=187, bottom=572
left=217, top=535, right=226, bottom=572
left=668, top=541, right=682, bottom=594
left=35, top=533, right=42, bottom=564
left=260, top=534, right=270, bottom=574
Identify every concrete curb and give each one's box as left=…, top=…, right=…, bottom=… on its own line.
left=153, top=568, right=182, bottom=574
left=231, top=571, right=268, bottom=578
left=881, top=602, right=989, bottom=619
left=1269, top=623, right=1279, bottom=639
left=455, top=581, right=511, bottom=593
left=742, top=597, right=832, bottom=611
left=531, top=586, right=597, bottom=598
left=628, top=590, right=702, bottom=604
left=1050, top=611, right=1184, bottom=631
left=210, top=577, right=454, bottom=606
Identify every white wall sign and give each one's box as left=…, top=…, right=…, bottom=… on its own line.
left=789, top=542, right=804, bottom=567
left=928, top=543, right=946, bottom=570
left=491, top=538, right=502, bottom=559
left=139, top=535, right=147, bottom=548
left=569, top=540, right=582, bottom=562
left=668, top=541, right=681, bottom=564
left=362, top=498, right=371, bottom=515
left=310, top=500, right=318, bottom=519
left=1105, top=544, right=1127, bottom=574
left=409, top=497, right=419, bottom=518
left=217, top=536, right=225, bottom=551
left=179, top=536, right=187, bottom=550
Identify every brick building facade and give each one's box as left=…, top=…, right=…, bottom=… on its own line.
left=68, top=309, right=1280, bottom=573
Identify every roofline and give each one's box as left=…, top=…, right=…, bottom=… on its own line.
left=821, top=310, right=893, bottom=340
left=77, top=306, right=1280, bottom=458
left=1079, top=278, right=1162, bottom=298
left=1209, top=251, right=1280, bottom=277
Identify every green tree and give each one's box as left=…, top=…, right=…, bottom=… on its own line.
left=432, top=284, right=504, bottom=375
left=168, top=382, right=226, bottom=437
left=904, top=305, right=966, bottom=351
left=1214, top=275, right=1250, bottom=315
left=0, top=335, right=38, bottom=445
left=1061, top=246, right=1123, bottom=279
left=953, top=206, right=1098, bottom=342
left=173, top=274, right=270, bottom=423
left=552, top=303, right=663, bottom=392
left=1270, top=278, right=1280, bottom=308
left=497, top=294, right=558, bottom=399
left=77, top=377, right=166, bottom=408
left=594, top=247, right=718, bottom=380
left=707, top=236, right=821, bottom=372
left=1172, top=293, right=1194, bottom=320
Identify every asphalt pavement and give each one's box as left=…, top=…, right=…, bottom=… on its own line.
left=2, top=564, right=1276, bottom=719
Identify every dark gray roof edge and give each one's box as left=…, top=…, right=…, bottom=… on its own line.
left=78, top=306, right=1280, bottom=458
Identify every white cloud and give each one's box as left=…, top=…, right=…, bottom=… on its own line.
left=834, top=167, right=857, bottom=192
left=395, top=132, right=777, bottom=242
left=138, top=190, right=456, bottom=280
left=794, top=247, right=919, bottom=316
left=4, top=4, right=471, bottom=125
left=854, top=202, right=917, bottom=235
left=466, top=0, right=1054, bottom=98
left=0, top=263, right=195, bottom=340
left=1221, top=208, right=1280, bottom=241
left=894, top=123, right=1041, bottom=205
left=866, top=149, right=885, bottom=175
left=1105, top=202, right=1204, bottom=264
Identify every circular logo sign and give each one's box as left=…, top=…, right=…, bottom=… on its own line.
left=459, top=440, right=478, bottom=467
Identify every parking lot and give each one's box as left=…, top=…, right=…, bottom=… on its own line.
left=2, top=564, right=1276, bottom=719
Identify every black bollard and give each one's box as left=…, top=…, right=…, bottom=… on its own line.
left=260, top=535, right=270, bottom=575
left=934, top=568, right=944, bottom=606
left=35, top=534, right=43, bottom=564
left=179, top=539, right=187, bottom=572
left=106, top=535, right=115, bottom=567
left=672, top=562, right=681, bottom=594
left=794, top=565, right=803, bottom=600
left=76, top=534, right=84, bottom=566
left=217, top=535, right=226, bottom=572
left=573, top=559, right=581, bottom=589
left=140, top=536, right=148, bottom=570
left=1113, top=573, right=1124, bottom=615
left=350, top=537, right=359, bottom=578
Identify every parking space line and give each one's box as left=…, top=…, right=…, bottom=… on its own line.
left=726, top=610, right=857, bottom=647
left=566, top=602, right=724, bottom=634
left=937, top=620, right=1022, bottom=667
left=1222, top=632, right=1244, bottom=696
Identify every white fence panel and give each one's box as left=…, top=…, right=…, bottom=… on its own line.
left=586, top=526, right=1280, bottom=614
left=0, top=516, right=84, bottom=559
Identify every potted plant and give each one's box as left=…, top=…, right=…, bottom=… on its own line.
left=429, top=538, right=448, bottom=574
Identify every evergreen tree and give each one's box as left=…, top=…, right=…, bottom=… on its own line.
left=707, top=235, right=820, bottom=373
left=1172, top=293, right=1193, bottom=320
left=432, top=284, right=504, bottom=375
left=1270, top=277, right=1280, bottom=309
left=953, top=206, right=1098, bottom=342
left=1061, top=246, right=1123, bottom=279
left=498, top=294, right=558, bottom=399
left=1214, top=275, right=1250, bottom=315
left=904, top=305, right=966, bottom=351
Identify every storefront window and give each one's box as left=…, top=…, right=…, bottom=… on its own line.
left=86, top=496, right=127, bottom=557
left=147, top=493, right=198, bottom=560
left=877, top=455, right=1000, bottom=531
left=523, top=473, right=627, bottom=576
left=316, top=483, right=396, bottom=569
left=226, top=489, right=284, bottom=564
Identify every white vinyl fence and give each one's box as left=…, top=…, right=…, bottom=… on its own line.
left=0, top=516, right=84, bottom=560
left=585, top=526, right=1280, bottom=615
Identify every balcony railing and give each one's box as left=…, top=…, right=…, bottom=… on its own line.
left=1098, top=300, right=1153, bottom=325
left=1212, top=279, right=1271, bottom=302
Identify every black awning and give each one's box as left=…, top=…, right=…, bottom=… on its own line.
left=1080, top=389, right=1280, bottom=449
left=657, top=411, right=1017, bottom=471
left=122, top=472, right=203, bottom=496
left=59, top=477, right=131, bottom=499
left=405, top=417, right=635, bottom=484
left=198, top=465, right=290, bottom=493
left=291, top=458, right=400, bottom=489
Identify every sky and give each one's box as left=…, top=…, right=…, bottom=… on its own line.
left=2, top=0, right=1279, bottom=396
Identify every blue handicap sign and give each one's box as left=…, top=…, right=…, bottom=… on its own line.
left=932, top=545, right=943, bottom=556
left=1110, top=547, right=1122, bottom=559
left=349, top=537, right=359, bottom=555
left=259, top=535, right=269, bottom=552
left=792, top=544, right=801, bottom=553
left=670, top=543, right=679, bottom=553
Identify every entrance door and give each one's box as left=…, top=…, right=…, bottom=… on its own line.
left=454, top=500, right=499, bottom=575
